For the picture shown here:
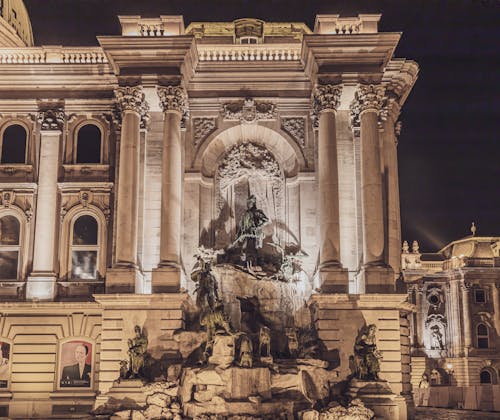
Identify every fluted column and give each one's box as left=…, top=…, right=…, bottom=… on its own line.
left=107, top=86, right=148, bottom=293
left=461, top=281, right=472, bottom=354
left=351, top=84, right=393, bottom=292
left=311, top=83, right=348, bottom=293
left=152, top=85, right=188, bottom=293
left=381, top=97, right=402, bottom=277
left=26, top=107, right=65, bottom=300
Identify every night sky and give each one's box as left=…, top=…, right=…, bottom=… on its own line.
left=23, top=0, right=499, bottom=252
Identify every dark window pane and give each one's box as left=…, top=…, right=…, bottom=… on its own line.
left=71, top=251, right=97, bottom=279
left=480, top=370, right=492, bottom=384
left=73, top=216, right=98, bottom=245
left=0, top=251, right=18, bottom=279
left=0, top=215, right=20, bottom=245
left=76, top=124, right=101, bottom=164
left=477, top=324, right=488, bottom=336
left=1, top=124, right=26, bottom=164
left=478, top=337, right=489, bottom=349
left=475, top=289, right=485, bottom=303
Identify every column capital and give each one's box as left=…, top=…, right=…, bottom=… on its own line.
left=37, top=106, right=65, bottom=131
left=114, top=85, right=148, bottom=113
left=351, top=83, right=386, bottom=115
left=311, top=83, right=342, bottom=128
left=157, top=84, right=188, bottom=112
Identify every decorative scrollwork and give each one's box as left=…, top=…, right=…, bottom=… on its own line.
left=222, top=98, right=276, bottom=124
left=193, top=117, right=217, bottom=147
left=38, top=107, right=66, bottom=131
left=157, top=85, right=189, bottom=127
left=281, top=118, right=305, bottom=147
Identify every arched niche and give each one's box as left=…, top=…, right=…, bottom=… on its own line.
left=194, top=124, right=305, bottom=178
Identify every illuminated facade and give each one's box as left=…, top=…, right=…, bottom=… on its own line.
left=403, top=233, right=500, bottom=410
left=0, top=4, right=421, bottom=418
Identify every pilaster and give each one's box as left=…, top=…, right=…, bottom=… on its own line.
left=26, top=105, right=65, bottom=300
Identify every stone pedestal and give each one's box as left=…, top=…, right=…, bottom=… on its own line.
left=94, top=379, right=146, bottom=410
left=208, top=335, right=235, bottom=369
left=347, top=379, right=408, bottom=420
left=151, top=266, right=181, bottom=293
left=106, top=267, right=143, bottom=294
left=363, top=265, right=395, bottom=293
left=319, top=266, right=349, bottom=293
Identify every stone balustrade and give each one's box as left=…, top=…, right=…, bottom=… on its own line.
left=0, top=47, right=107, bottom=64
left=198, top=44, right=301, bottom=61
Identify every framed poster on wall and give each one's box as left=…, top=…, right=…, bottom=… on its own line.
left=0, top=341, right=10, bottom=388
left=58, top=339, right=93, bottom=389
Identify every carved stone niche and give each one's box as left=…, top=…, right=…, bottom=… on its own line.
left=211, top=142, right=285, bottom=250
left=426, top=286, right=444, bottom=314
left=424, top=314, right=447, bottom=356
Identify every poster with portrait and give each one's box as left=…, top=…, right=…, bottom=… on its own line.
left=58, top=340, right=93, bottom=388
left=0, top=342, right=10, bottom=388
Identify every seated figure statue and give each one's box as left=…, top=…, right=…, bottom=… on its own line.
left=353, top=324, right=382, bottom=381
left=127, top=325, right=148, bottom=379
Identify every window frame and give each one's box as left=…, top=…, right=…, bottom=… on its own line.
left=69, top=215, right=99, bottom=280
left=0, top=121, right=29, bottom=165
left=476, top=323, right=489, bottom=349
left=59, top=205, right=107, bottom=283
left=73, top=122, right=104, bottom=165
left=474, top=288, right=486, bottom=304
left=0, top=207, right=29, bottom=282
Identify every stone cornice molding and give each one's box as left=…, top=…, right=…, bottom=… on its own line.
left=37, top=107, right=66, bottom=131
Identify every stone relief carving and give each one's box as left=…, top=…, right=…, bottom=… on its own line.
left=424, top=314, right=447, bottom=352
left=37, top=107, right=65, bottom=131
left=0, top=190, right=15, bottom=207
left=222, top=98, right=276, bottom=123
left=311, top=83, right=342, bottom=128
left=157, top=85, right=189, bottom=128
left=192, top=117, right=216, bottom=147
left=349, top=84, right=385, bottom=131
left=281, top=117, right=305, bottom=147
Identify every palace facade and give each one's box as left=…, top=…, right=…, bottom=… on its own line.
left=0, top=2, right=428, bottom=418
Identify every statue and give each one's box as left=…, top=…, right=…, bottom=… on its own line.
left=191, top=256, right=219, bottom=312
left=353, top=324, right=382, bottom=381
left=200, top=303, right=234, bottom=359
left=430, top=325, right=444, bottom=350
left=232, top=195, right=269, bottom=270
left=238, top=334, right=254, bottom=368
left=127, top=325, right=148, bottom=379
left=258, top=326, right=271, bottom=358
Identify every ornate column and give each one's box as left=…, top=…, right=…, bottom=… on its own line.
left=152, top=85, right=188, bottom=293
left=107, top=86, right=148, bottom=293
left=26, top=106, right=65, bottom=300
left=311, top=83, right=348, bottom=293
left=380, top=95, right=402, bottom=278
left=351, top=84, right=393, bottom=292
left=461, top=281, right=472, bottom=355
left=415, top=286, right=424, bottom=348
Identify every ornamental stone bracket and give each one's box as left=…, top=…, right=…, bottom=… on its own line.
left=310, top=84, right=342, bottom=129
left=281, top=117, right=305, bottom=147
left=37, top=106, right=66, bottom=131
left=222, top=98, right=277, bottom=124
left=157, top=85, right=189, bottom=128
left=192, top=117, right=217, bottom=148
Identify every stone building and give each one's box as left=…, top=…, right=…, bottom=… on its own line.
left=0, top=4, right=418, bottom=418
left=403, top=232, right=500, bottom=410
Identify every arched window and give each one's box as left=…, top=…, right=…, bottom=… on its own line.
left=477, top=323, right=489, bottom=349
left=0, top=215, right=20, bottom=279
left=76, top=124, right=101, bottom=164
left=480, top=370, right=492, bottom=384
left=1, top=124, right=27, bottom=164
left=70, top=215, right=98, bottom=280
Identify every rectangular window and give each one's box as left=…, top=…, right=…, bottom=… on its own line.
left=0, top=251, right=18, bottom=280
left=477, top=337, right=489, bottom=349
left=475, top=289, right=486, bottom=303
